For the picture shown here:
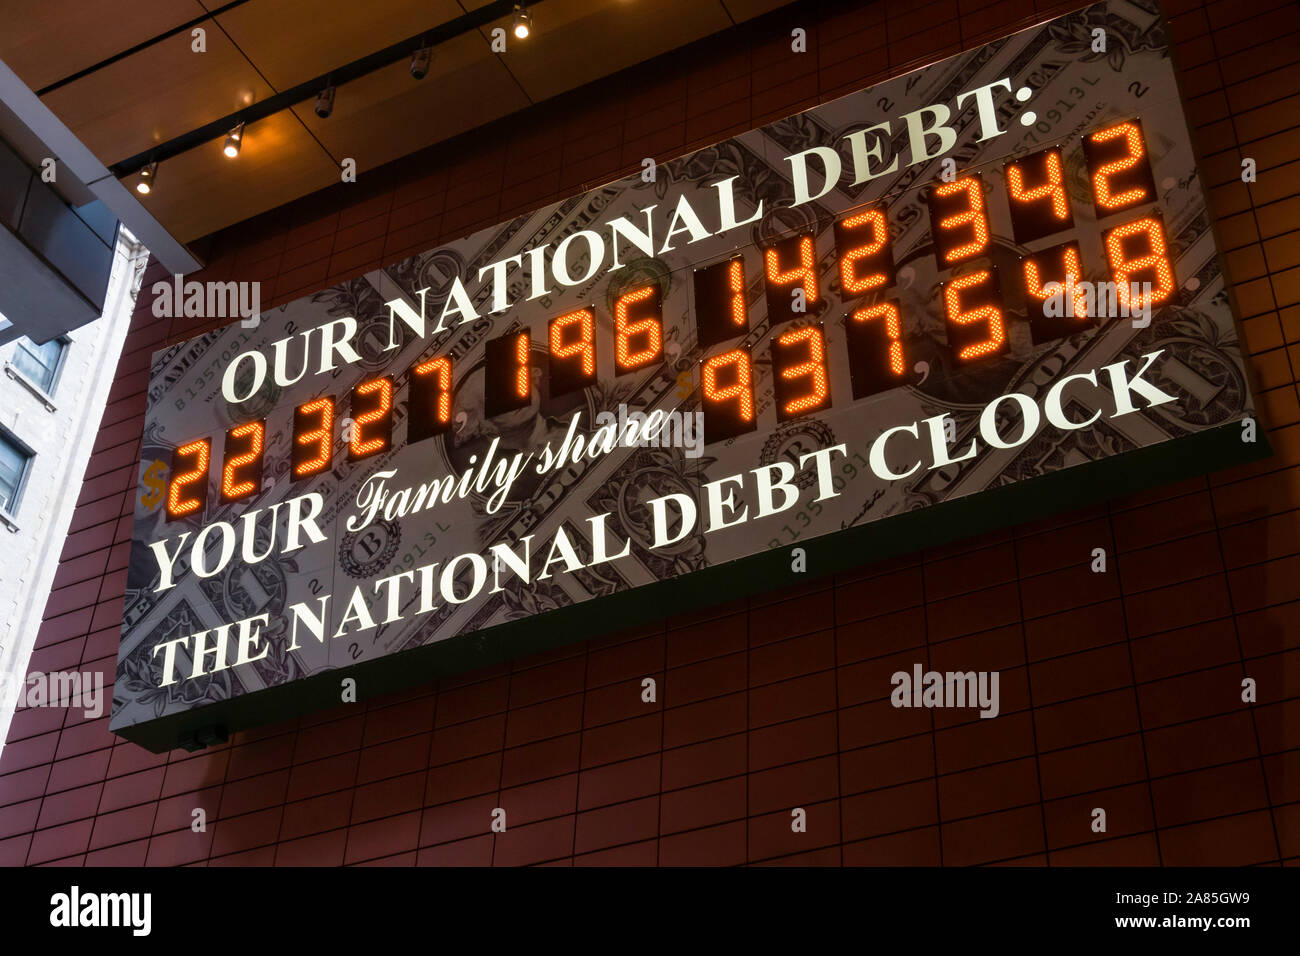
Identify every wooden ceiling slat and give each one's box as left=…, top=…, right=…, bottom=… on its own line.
left=483, top=0, right=733, bottom=104
left=23, top=0, right=794, bottom=244
left=136, top=108, right=342, bottom=242
left=0, top=0, right=205, bottom=92
left=292, top=32, right=529, bottom=175
left=40, top=28, right=276, bottom=166
left=215, top=0, right=466, bottom=92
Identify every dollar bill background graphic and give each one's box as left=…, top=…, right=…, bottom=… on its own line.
left=113, top=0, right=1263, bottom=749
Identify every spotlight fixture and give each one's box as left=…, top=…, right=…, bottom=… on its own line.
left=315, top=85, right=336, bottom=119
left=222, top=121, right=245, bottom=158
left=512, top=4, right=532, bottom=40
left=410, top=43, right=432, bottom=80
left=136, top=161, right=157, bottom=195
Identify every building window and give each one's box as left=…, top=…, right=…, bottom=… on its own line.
left=12, top=336, right=68, bottom=395
left=0, top=432, right=32, bottom=516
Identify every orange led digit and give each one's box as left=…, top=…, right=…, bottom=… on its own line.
left=349, top=377, right=393, bottom=460
left=166, top=438, right=210, bottom=519
left=765, top=236, right=818, bottom=298
left=1083, top=120, right=1156, bottom=215
left=1008, top=150, right=1069, bottom=219
left=514, top=333, right=529, bottom=398
left=485, top=330, right=532, bottom=417
left=1005, top=148, right=1073, bottom=243
left=763, top=232, right=818, bottom=323
left=1105, top=216, right=1176, bottom=314
left=409, top=355, right=453, bottom=444
left=728, top=259, right=746, bottom=328
left=702, top=350, right=755, bottom=420
left=929, top=175, right=991, bottom=265
left=695, top=256, right=749, bottom=348
left=292, top=397, right=334, bottom=479
left=1023, top=242, right=1097, bottom=345
left=614, top=285, right=662, bottom=372
left=846, top=302, right=907, bottom=400
left=836, top=208, right=895, bottom=296
left=943, top=270, right=1007, bottom=363
left=220, top=421, right=264, bottom=502
left=701, top=348, right=756, bottom=442
left=864, top=305, right=905, bottom=378
left=414, top=356, right=452, bottom=424
left=1024, top=244, right=1088, bottom=316
left=1090, top=122, right=1147, bottom=208
left=1024, top=245, right=1086, bottom=313
left=549, top=309, right=595, bottom=375
left=772, top=325, right=830, bottom=420
left=548, top=308, right=597, bottom=396
left=856, top=304, right=906, bottom=374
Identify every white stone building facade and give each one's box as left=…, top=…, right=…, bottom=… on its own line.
left=0, top=229, right=147, bottom=753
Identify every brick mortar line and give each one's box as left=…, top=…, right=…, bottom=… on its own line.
left=8, top=592, right=1300, bottom=779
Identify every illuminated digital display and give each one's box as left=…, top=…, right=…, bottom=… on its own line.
left=155, top=121, right=1195, bottom=513
left=1083, top=119, right=1157, bottom=216
left=1022, top=241, right=1095, bottom=344
left=614, top=285, right=663, bottom=373
left=764, top=232, right=819, bottom=323
left=944, top=268, right=1007, bottom=363
left=485, top=330, right=532, bottom=417
left=408, top=355, right=453, bottom=443
left=835, top=208, right=896, bottom=297
left=166, top=438, right=210, bottom=519
left=846, top=300, right=907, bottom=400
left=929, top=175, right=991, bottom=265
left=1005, top=147, right=1074, bottom=243
left=349, top=377, right=393, bottom=461
left=220, top=421, right=264, bottom=503
left=701, top=347, right=756, bottom=442
left=120, top=0, right=1264, bottom=759
left=694, top=256, right=749, bottom=348
left=292, top=397, right=334, bottom=479
left=772, top=323, right=831, bottom=421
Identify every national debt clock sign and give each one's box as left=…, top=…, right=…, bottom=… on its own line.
left=115, top=0, right=1268, bottom=752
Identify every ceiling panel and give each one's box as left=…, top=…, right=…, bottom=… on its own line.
left=483, top=0, right=734, bottom=103
left=291, top=31, right=529, bottom=173
left=0, top=0, right=204, bottom=92
left=40, top=28, right=275, bottom=166
left=14, top=0, right=798, bottom=249
left=215, top=0, right=465, bottom=92
left=135, top=108, right=341, bottom=242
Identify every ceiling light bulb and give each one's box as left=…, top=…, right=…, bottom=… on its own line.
left=512, top=6, right=532, bottom=39
left=223, top=121, right=245, bottom=158
left=315, top=85, right=336, bottom=119
left=410, top=44, right=432, bottom=80
left=136, top=162, right=157, bottom=195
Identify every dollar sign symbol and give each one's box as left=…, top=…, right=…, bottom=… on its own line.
left=141, top=460, right=167, bottom=510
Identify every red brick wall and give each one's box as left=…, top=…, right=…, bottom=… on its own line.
left=3, top=0, right=1298, bottom=867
